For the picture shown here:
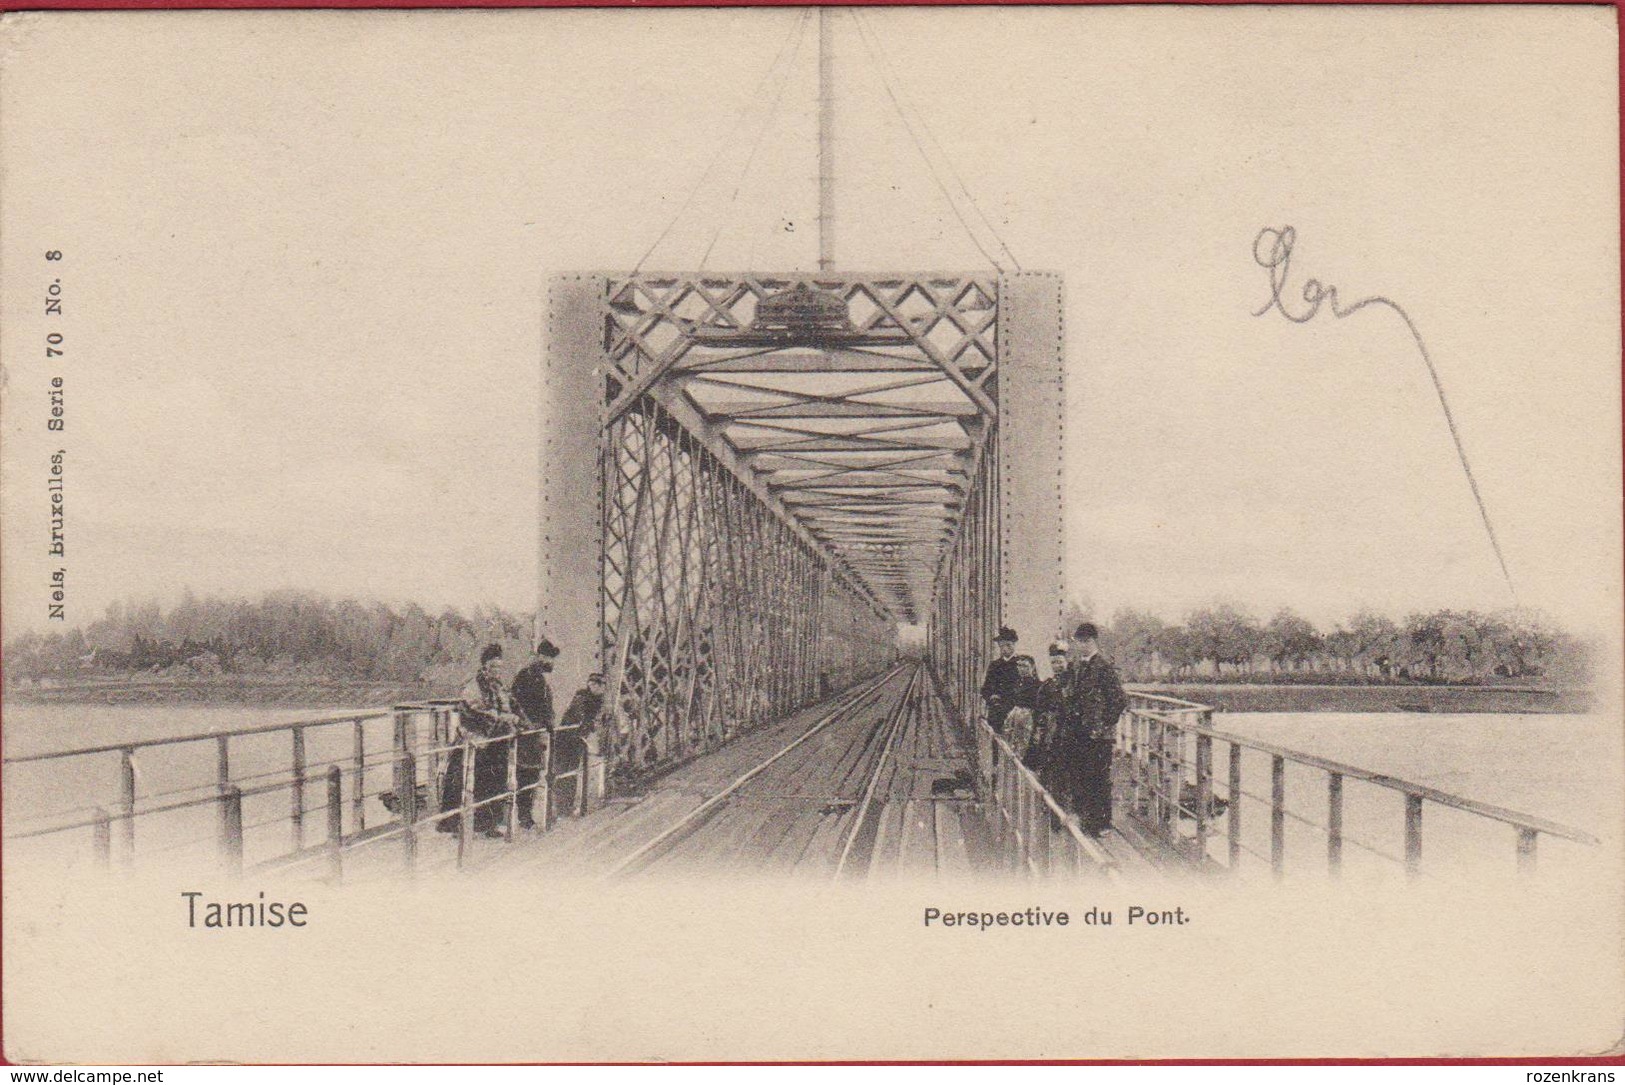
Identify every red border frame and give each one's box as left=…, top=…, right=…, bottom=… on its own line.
left=0, top=0, right=1619, bottom=1068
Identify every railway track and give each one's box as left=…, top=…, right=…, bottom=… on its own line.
left=608, top=663, right=977, bottom=879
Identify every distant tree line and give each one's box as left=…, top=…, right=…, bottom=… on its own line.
left=3, top=590, right=533, bottom=689
left=1069, top=603, right=1593, bottom=686
left=4, top=591, right=1595, bottom=692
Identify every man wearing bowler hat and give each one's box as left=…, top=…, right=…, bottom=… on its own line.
left=1060, top=621, right=1128, bottom=836
left=979, top=626, right=1023, bottom=734
left=510, top=636, right=561, bottom=830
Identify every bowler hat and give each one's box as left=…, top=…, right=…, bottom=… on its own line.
left=535, top=637, right=561, bottom=659
left=1073, top=622, right=1100, bottom=641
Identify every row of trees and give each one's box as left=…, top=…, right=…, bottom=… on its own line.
left=4, top=591, right=1596, bottom=691
left=4, top=590, right=534, bottom=689
left=1071, top=603, right=1593, bottom=685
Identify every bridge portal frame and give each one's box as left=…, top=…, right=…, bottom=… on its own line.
left=543, top=270, right=1064, bottom=787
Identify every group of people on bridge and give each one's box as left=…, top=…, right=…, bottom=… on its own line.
left=980, top=622, right=1127, bottom=838
left=436, top=620, right=1126, bottom=841
left=437, top=639, right=607, bottom=838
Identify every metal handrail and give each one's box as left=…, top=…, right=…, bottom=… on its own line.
left=973, top=713, right=1118, bottom=878
left=3, top=696, right=585, bottom=875
left=3, top=709, right=393, bottom=763
left=1126, top=697, right=1597, bottom=845
left=1120, top=692, right=1599, bottom=878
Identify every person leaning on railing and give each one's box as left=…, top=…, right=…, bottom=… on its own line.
left=438, top=642, right=522, bottom=839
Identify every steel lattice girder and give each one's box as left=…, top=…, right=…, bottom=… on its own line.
left=599, top=396, right=894, bottom=770
left=603, top=273, right=1001, bottom=625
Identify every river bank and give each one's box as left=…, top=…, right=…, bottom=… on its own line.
left=3, top=677, right=442, bottom=708
left=1129, top=682, right=1593, bottom=714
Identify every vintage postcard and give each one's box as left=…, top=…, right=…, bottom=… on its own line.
left=0, top=3, right=1620, bottom=1063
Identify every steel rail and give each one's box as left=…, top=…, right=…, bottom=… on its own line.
left=831, top=665, right=921, bottom=879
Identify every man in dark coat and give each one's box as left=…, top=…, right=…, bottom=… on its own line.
left=439, top=643, right=520, bottom=838
left=1059, top=622, right=1128, bottom=836
left=979, top=626, right=1023, bottom=733
left=508, top=637, right=560, bottom=830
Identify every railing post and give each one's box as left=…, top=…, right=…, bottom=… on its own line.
left=428, top=703, right=453, bottom=820
left=1145, top=718, right=1159, bottom=825
left=1019, top=766, right=1033, bottom=876
left=457, top=735, right=476, bottom=871
left=1005, top=758, right=1018, bottom=872
left=1270, top=754, right=1285, bottom=879
left=216, top=735, right=230, bottom=794
left=1033, top=772, right=1052, bottom=877
left=392, top=705, right=412, bottom=810
left=1194, top=732, right=1212, bottom=865
left=398, top=751, right=418, bottom=873
left=92, top=807, right=111, bottom=870
left=119, top=747, right=136, bottom=868
left=352, top=718, right=366, bottom=833
left=290, top=726, right=307, bottom=852
left=1327, top=772, right=1344, bottom=876
left=326, top=765, right=344, bottom=885
left=1516, top=828, right=1538, bottom=874
left=505, top=730, right=519, bottom=842
left=1125, top=710, right=1141, bottom=813
left=1163, top=723, right=1180, bottom=839
left=537, top=731, right=553, bottom=832
left=1404, top=794, right=1424, bottom=878
left=221, top=785, right=244, bottom=876
left=1227, top=742, right=1242, bottom=871
left=988, top=740, right=1001, bottom=857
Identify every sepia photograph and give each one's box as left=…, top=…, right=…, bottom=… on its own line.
left=0, top=3, right=1620, bottom=1064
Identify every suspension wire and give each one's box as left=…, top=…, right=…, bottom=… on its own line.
left=631, top=10, right=809, bottom=275
left=700, top=9, right=814, bottom=272
left=850, top=10, right=1020, bottom=273
left=853, top=8, right=1023, bottom=272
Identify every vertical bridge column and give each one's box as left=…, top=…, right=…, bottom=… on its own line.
left=544, top=275, right=608, bottom=807
left=996, top=271, right=1067, bottom=655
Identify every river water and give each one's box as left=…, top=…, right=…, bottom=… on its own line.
left=3, top=702, right=1619, bottom=881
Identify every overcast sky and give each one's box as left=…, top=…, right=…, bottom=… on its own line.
left=1, top=6, right=1618, bottom=640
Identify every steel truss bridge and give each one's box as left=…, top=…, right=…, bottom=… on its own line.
left=541, top=269, right=1067, bottom=784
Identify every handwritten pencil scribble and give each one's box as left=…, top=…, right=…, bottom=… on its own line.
left=1251, top=224, right=1516, bottom=599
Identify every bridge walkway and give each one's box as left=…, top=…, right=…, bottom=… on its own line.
left=339, top=665, right=1153, bottom=883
